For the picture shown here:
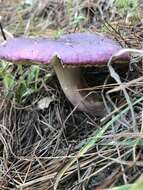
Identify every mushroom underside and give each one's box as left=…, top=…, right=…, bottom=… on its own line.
left=52, top=56, right=107, bottom=116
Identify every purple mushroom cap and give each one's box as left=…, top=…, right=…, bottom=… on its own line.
left=0, top=33, right=129, bottom=65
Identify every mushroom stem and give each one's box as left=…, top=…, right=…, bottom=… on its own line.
left=52, top=56, right=106, bottom=116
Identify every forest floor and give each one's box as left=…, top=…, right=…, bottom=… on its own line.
left=0, top=0, right=143, bottom=190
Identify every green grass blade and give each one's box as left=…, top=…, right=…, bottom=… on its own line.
left=111, top=175, right=143, bottom=190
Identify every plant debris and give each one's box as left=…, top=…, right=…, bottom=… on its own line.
left=0, top=1, right=143, bottom=190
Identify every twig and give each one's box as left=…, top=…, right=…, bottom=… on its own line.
left=0, top=21, right=6, bottom=40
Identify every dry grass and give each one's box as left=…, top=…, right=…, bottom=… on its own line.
left=0, top=0, right=143, bottom=190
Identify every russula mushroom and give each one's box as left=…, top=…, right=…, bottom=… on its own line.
left=0, top=33, right=129, bottom=116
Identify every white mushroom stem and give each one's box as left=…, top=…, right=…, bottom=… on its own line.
left=52, top=56, right=106, bottom=116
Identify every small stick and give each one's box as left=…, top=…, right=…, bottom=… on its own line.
left=0, top=21, right=7, bottom=40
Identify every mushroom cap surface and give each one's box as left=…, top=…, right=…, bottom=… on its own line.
left=0, top=32, right=129, bottom=65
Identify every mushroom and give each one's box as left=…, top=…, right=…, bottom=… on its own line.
left=0, top=33, right=129, bottom=116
